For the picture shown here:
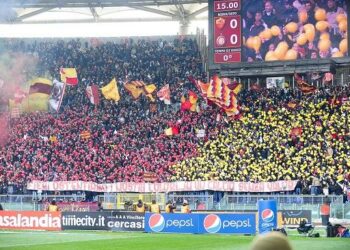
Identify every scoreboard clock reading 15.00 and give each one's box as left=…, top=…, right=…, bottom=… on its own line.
left=212, top=0, right=242, bottom=64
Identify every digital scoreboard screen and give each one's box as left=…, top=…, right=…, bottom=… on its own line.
left=209, top=0, right=349, bottom=69
left=212, top=0, right=242, bottom=63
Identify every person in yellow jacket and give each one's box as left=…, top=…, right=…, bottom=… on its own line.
left=165, top=200, right=176, bottom=213
left=150, top=200, right=161, bottom=213
left=181, top=200, right=191, bottom=213
left=135, top=199, right=146, bottom=213
left=47, top=200, right=59, bottom=212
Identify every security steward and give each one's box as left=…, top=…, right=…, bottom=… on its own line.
left=165, top=200, right=176, bottom=213
left=47, top=200, right=59, bottom=212
left=150, top=199, right=161, bottom=213
left=181, top=200, right=191, bottom=213
left=135, top=199, right=146, bottom=213
left=320, top=199, right=331, bottom=226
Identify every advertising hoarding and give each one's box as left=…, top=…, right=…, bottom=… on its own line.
left=145, top=212, right=256, bottom=234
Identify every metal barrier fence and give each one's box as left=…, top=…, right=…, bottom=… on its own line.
left=166, top=194, right=214, bottom=211
left=220, top=194, right=343, bottom=209
left=1, top=194, right=349, bottom=220
left=113, top=193, right=166, bottom=210
left=0, top=194, right=86, bottom=211
left=217, top=194, right=349, bottom=220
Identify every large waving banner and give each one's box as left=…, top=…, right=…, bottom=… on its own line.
left=49, top=79, right=66, bottom=112
left=27, top=180, right=297, bottom=193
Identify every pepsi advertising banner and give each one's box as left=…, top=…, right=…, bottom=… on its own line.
left=145, top=213, right=256, bottom=234
left=198, top=213, right=255, bottom=234
left=258, top=200, right=277, bottom=234
left=146, top=213, right=197, bottom=233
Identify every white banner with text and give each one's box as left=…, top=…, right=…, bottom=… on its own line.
left=27, top=180, right=297, bottom=193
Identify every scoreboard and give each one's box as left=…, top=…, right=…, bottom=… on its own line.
left=208, top=0, right=350, bottom=75
left=211, top=0, right=242, bottom=64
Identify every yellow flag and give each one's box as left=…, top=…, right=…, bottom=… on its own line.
left=144, top=84, right=157, bottom=94
left=164, top=127, right=173, bottom=136
left=233, top=83, right=242, bottom=95
left=101, top=78, right=120, bottom=102
left=124, top=83, right=143, bottom=99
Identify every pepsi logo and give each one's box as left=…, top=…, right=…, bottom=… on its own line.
left=203, top=214, right=221, bottom=233
left=261, top=209, right=274, bottom=223
left=148, top=214, right=165, bottom=232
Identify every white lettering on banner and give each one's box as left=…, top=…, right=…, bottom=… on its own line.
left=27, top=180, right=297, bottom=193
left=0, top=213, right=61, bottom=229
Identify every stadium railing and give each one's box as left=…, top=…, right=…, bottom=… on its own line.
left=0, top=194, right=86, bottom=211
left=166, top=194, right=214, bottom=211
left=217, top=194, right=348, bottom=220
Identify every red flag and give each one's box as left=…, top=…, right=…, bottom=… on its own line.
left=290, top=127, right=303, bottom=137
left=181, top=100, right=192, bottom=111
left=86, top=85, right=100, bottom=105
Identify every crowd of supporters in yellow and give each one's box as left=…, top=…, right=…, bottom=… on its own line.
left=172, top=94, right=350, bottom=190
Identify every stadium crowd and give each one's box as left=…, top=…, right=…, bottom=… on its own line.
left=172, top=86, right=350, bottom=195
left=0, top=37, right=224, bottom=193
left=0, top=37, right=349, bottom=197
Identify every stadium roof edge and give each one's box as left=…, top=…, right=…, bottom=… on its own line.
left=4, top=0, right=208, bottom=8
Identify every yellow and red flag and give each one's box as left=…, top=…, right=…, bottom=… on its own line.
left=188, top=90, right=198, bottom=112
left=80, top=130, right=91, bottom=139
left=60, top=68, right=78, bottom=86
left=294, top=73, right=316, bottom=95
left=207, top=75, right=238, bottom=115
left=164, top=126, right=179, bottom=136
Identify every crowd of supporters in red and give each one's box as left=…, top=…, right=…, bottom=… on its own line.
left=0, top=37, right=349, bottom=196
left=0, top=38, right=224, bottom=193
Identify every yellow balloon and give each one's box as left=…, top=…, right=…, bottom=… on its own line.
left=286, top=22, right=298, bottom=33
left=297, top=33, right=308, bottom=45
left=318, top=39, right=331, bottom=52
left=316, top=21, right=329, bottom=32
left=332, top=51, right=344, bottom=58
left=320, top=32, right=330, bottom=40
left=284, top=49, right=298, bottom=60
left=260, top=29, right=272, bottom=40
left=265, top=51, right=278, bottom=61
left=339, top=20, right=347, bottom=32
left=336, top=13, right=347, bottom=23
left=304, top=23, right=314, bottom=31
left=246, top=36, right=254, bottom=49
left=299, top=10, right=308, bottom=24
left=315, top=8, right=327, bottom=21
left=275, top=41, right=289, bottom=60
left=339, top=39, right=348, bottom=53
left=252, top=36, right=261, bottom=52
left=271, top=25, right=281, bottom=36
left=304, top=24, right=315, bottom=42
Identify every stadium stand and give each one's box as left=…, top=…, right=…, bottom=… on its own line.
left=0, top=37, right=349, bottom=197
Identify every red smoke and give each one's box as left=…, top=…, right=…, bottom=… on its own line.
left=0, top=113, right=8, bottom=147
